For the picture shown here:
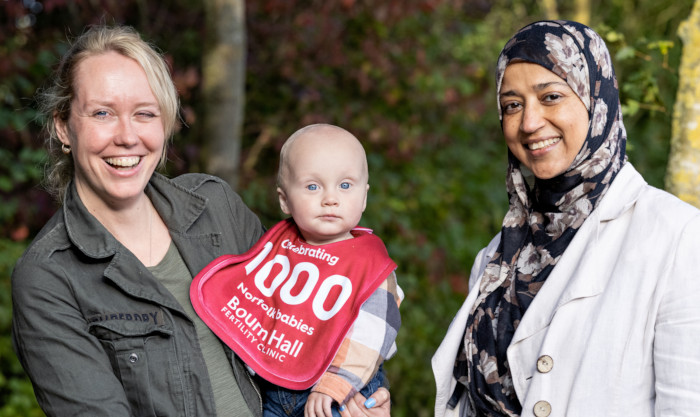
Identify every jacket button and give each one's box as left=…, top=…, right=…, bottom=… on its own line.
left=537, top=355, right=553, bottom=373
left=128, top=353, right=139, bottom=364
left=533, top=400, right=551, bottom=417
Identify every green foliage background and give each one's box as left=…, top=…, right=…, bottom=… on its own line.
left=0, top=0, right=693, bottom=415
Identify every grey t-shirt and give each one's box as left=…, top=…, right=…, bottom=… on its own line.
left=150, top=241, right=253, bottom=417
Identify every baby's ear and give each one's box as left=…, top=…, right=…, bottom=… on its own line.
left=277, top=187, right=291, bottom=215
left=362, top=183, right=369, bottom=212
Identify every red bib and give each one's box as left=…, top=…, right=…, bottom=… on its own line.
left=190, top=219, right=396, bottom=389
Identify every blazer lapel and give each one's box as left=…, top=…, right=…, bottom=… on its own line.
left=509, top=163, right=645, bottom=347
left=509, top=209, right=604, bottom=347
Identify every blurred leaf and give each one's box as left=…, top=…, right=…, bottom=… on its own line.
left=623, top=99, right=641, bottom=116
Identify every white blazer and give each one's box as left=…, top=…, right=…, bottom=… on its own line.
left=433, top=164, right=700, bottom=417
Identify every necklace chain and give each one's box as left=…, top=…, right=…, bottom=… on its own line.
left=149, top=202, right=153, bottom=266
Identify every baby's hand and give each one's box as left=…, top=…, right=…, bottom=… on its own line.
left=305, top=392, right=335, bottom=417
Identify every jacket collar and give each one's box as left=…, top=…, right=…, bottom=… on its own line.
left=595, top=163, right=645, bottom=222
left=62, top=180, right=117, bottom=259
left=62, top=173, right=210, bottom=312
left=145, top=172, right=208, bottom=234
left=63, top=172, right=207, bottom=260
left=509, top=163, right=646, bottom=346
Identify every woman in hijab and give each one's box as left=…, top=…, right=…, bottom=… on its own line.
left=433, top=20, right=700, bottom=417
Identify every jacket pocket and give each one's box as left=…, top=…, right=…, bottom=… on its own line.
left=88, top=318, right=185, bottom=417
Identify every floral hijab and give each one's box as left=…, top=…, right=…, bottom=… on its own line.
left=451, top=20, right=627, bottom=416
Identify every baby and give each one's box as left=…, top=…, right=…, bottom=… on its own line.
left=262, top=123, right=402, bottom=417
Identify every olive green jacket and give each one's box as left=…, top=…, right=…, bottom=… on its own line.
left=12, top=173, right=265, bottom=417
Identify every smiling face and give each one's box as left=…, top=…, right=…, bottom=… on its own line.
left=277, top=125, right=369, bottom=246
left=55, top=51, right=165, bottom=211
left=499, top=62, right=590, bottom=180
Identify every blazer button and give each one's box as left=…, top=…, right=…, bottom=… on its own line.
left=537, top=355, right=553, bottom=373
left=128, top=353, right=140, bottom=364
left=533, top=400, right=552, bottom=417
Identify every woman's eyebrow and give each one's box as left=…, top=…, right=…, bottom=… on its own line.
left=533, top=81, right=569, bottom=91
left=500, top=81, right=570, bottom=98
left=499, top=89, right=518, bottom=98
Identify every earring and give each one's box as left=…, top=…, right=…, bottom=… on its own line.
left=61, top=143, right=71, bottom=155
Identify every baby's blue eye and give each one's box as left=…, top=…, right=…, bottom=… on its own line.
left=340, top=182, right=350, bottom=189
left=307, top=184, right=318, bottom=191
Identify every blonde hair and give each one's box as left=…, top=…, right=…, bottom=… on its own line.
left=39, top=25, right=179, bottom=202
